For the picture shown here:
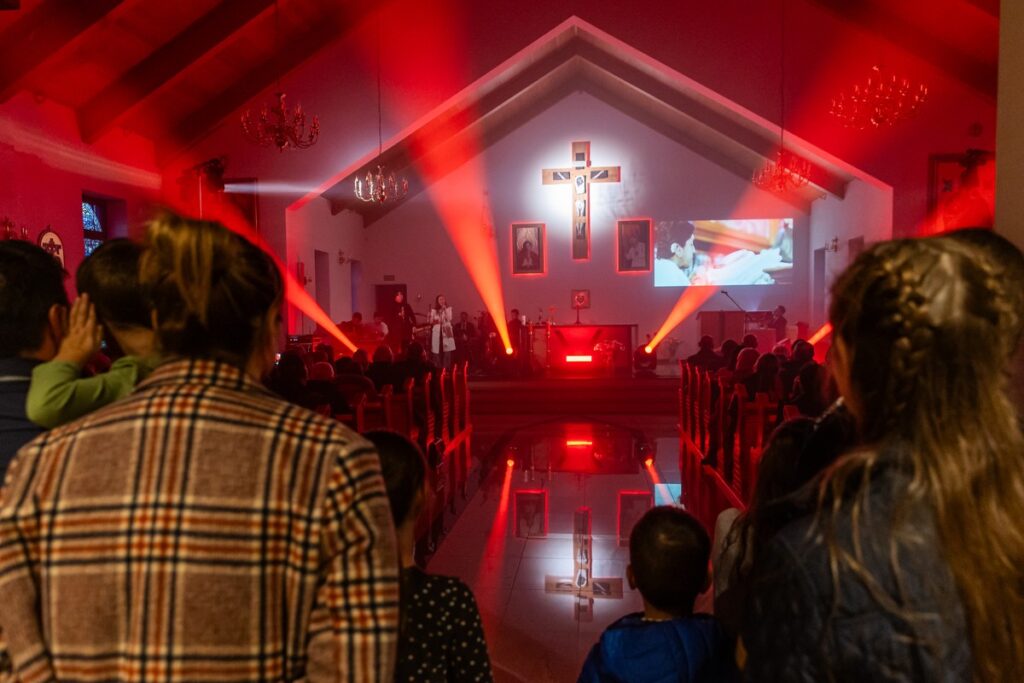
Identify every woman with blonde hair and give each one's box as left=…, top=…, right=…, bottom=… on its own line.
left=0, top=213, right=399, bottom=681
left=743, top=237, right=1024, bottom=682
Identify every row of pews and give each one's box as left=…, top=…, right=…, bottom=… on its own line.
left=336, top=363, right=473, bottom=556
left=678, top=361, right=796, bottom=528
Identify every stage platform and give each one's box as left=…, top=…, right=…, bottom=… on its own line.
left=470, top=376, right=678, bottom=418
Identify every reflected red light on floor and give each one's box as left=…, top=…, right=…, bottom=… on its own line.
left=477, top=462, right=514, bottom=587
left=565, top=355, right=593, bottom=363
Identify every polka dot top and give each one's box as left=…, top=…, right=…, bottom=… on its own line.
left=395, top=567, right=494, bottom=682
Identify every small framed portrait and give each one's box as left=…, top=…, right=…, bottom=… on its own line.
left=616, top=218, right=652, bottom=273
left=514, top=490, right=548, bottom=538
left=512, top=222, right=545, bottom=275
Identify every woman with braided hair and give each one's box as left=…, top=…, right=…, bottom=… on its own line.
left=743, top=237, right=1024, bottom=682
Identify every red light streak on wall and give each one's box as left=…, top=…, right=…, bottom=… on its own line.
left=165, top=190, right=358, bottom=352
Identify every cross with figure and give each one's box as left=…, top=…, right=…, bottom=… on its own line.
left=543, top=141, right=621, bottom=260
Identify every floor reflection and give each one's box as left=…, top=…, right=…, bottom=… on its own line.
left=427, top=418, right=682, bottom=682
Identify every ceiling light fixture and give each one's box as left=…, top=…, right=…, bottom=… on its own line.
left=240, top=1, right=320, bottom=151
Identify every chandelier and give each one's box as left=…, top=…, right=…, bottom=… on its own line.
left=355, top=164, right=408, bottom=204
left=354, top=15, right=407, bottom=204
left=753, top=149, right=810, bottom=193
left=753, top=0, right=809, bottom=195
left=830, top=65, right=928, bottom=130
left=239, top=1, right=319, bottom=152
left=241, top=92, right=319, bottom=151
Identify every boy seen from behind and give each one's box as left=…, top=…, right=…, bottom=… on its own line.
left=27, top=239, right=158, bottom=428
left=578, top=506, right=738, bottom=683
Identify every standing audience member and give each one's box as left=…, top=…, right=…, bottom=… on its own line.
left=578, top=506, right=738, bottom=683
left=0, top=213, right=399, bottom=681
left=0, top=241, right=67, bottom=476
left=27, top=240, right=158, bottom=429
left=743, top=238, right=1024, bottom=682
left=368, top=430, right=493, bottom=683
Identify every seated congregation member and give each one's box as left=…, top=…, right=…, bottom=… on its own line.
left=265, top=349, right=311, bottom=407
left=0, top=213, right=399, bottom=682
left=686, top=335, right=724, bottom=372
left=0, top=241, right=67, bottom=476
left=366, top=344, right=398, bottom=391
left=743, top=238, right=1024, bottom=682
left=306, top=361, right=351, bottom=416
left=398, top=341, right=437, bottom=386
left=779, top=340, right=814, bottom=398
left=742, top=352, right=782, bottom=401
left=353, top=348, right=371, bottom=374
left=578, top=506, right=738, bottom=683
left=711, top=417, right=816, bottom=635
left=367, top=430, right=493, bottom=683
left=788, top=361, right=830, bottom=418
left=27, top=240, right=158, bottom=428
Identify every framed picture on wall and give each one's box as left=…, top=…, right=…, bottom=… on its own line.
left=512, top=222, right=545, bottom=275
left=616, top=218, right=652, bottom=273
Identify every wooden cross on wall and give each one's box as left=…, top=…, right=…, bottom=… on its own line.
left=542, top=141, right=621, bottom=260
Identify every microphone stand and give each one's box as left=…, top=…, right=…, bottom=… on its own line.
left=720, top=290, right=746, bottom=313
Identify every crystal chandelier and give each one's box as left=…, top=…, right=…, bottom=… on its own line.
left=830, top=65, right=928, bottom=130
left=354, top=15, right=407, bottom=204
left=241, top=92, right=319, bottom=151
left=753, top=149, right=810, bottom=193
left=753, top=0, right=809, bottom=195
left=239, top=1, right=319, bottom=152
left=355, top=164, right=408, bottom=204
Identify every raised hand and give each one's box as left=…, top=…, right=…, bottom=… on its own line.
left=55, top=294, right=104, bottom=367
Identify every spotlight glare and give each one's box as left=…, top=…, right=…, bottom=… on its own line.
left=643, top=345, right=653, bottom=354
left=643, top=456, right=654, bottom=468
left=506, top=458, right=515, bottom=468
left=505, top=347, right=514, bottom=355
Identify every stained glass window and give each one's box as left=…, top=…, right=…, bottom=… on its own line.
left=82, top=197, right=106, bottom=257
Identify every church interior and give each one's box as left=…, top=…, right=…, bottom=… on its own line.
left=1, top=0, right=1023, bottom=681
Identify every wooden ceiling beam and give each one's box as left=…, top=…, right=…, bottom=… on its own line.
left=158, top=4, right=360, bottom=163
left=0, top=0, right=122, bottom=102
left=78, top=0, right=275, bottom=144
left=809, top=0, right=997, bottom=100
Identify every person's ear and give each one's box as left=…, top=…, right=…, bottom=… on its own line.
left=48, top=303, right=68, bottom=340
left=626, top=564, right=636, bottom=590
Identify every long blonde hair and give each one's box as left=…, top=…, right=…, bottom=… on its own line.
left=140, top=212, right=282, bottom=367
left=823, top=237, right=1024, bottom=682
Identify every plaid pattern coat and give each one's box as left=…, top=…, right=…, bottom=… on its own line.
left=0, top=359, right=399, bottom=682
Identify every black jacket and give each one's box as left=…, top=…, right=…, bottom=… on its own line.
left=0, top=356, right=43, bottom=478
left=743, top=459, right=971, bottom=682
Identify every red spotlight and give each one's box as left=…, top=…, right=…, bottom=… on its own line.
left=506, top=457, right=515, bottom=468
left=643, top=345, right=653, bottom=355
left=643, top=456, right=655, bottom=468
left=505, top=347, right=514, bottom=356
left=808, top=323, right=833, bottom=345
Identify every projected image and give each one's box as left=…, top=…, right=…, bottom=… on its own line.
left=654, top=218, right=794, bottom=287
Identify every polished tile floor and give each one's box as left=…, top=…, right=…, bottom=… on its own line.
left=427, top=418, right=684, bottom=682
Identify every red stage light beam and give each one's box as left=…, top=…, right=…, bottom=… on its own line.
left=808, top=323, right=833, bottom=345
left=165, top=188, right=359, bottom=353
left=647, top=286, right=720, bottom=353
left=477, top=460, right=514, bottom=586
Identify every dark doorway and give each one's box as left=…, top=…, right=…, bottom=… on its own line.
left=813, top=247, right=826, bottom=327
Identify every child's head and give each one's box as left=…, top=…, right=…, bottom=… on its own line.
left=628, top=506, right=710, bottom=617
left=76, top=239, right=150, bottom=330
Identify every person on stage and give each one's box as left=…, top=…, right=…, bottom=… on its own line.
left=768, top=305, right=788, bottom=342
left=429, top=294, right=456, bottom=370
left=454, top=312, right=476, bottom=367
left=388, top=291, right=416, bottom=353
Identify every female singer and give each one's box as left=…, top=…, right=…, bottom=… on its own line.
left=429, top=294, right=456, bottom=370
